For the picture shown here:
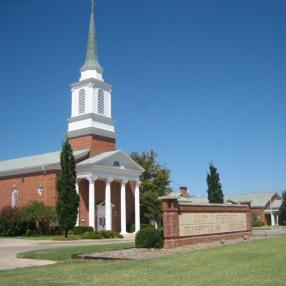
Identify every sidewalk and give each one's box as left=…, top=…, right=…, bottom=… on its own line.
left=0, top=236, right=134, bottom=271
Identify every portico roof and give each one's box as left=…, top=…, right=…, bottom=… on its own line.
left=76, top=150, right=144, bottom=181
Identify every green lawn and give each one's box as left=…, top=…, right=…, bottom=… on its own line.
left=1, top=237, right=286, bottom=286
left=0, top=236, right=54, bottom=240
left=0, top=235, right=79, bottom=241
left=17, top=243, right=135, bottom=261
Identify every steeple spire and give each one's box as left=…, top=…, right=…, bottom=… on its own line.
left=80, top=0, right=103, bottom=74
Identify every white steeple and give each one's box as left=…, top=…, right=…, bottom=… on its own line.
left=66, top=1, right=115, bottom=141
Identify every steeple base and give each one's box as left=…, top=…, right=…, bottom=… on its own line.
left=68, top=134, right=116, bottom=157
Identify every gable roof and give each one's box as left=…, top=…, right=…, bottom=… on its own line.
left=0, top=149, right=90, bottom=178
left=77, top=150, right=145, bottom=172
left=164, top=192, right=281, bottom=208
left=225, top=192, right=281, bottom=208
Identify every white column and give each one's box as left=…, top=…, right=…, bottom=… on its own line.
left=271, top=212, right=275, bottom=227
left=276, top=214, right=279, bottom=226
left=105, top=178, right=113, bottom=231
left=88, top=177, right=96, bottom=230
left=120, top=180, right=128, bottom=235
left=75, top=181, right=80, bottom=226
left=134, top=181, right=141, bottom=233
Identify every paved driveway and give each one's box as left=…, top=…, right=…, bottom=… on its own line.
left=0, top=237, right=133, bottom=271
left=253, top=226, right=286, bottom=238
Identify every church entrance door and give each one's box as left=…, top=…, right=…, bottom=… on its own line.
left=97, top=205, right=105, bottom=231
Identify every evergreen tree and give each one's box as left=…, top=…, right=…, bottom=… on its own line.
left=56, top=141, right=79, bottom=237
left=207, top=163, right=224, bottom=203
left=131, top=150, right=172, bottom=224
left=279, top=191, right=286, bottom=225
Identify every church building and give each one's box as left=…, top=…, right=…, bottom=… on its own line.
left=0, top=2, right=144, bottom=234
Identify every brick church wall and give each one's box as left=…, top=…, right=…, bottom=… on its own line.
left=0, top=171, right=59, bottom=210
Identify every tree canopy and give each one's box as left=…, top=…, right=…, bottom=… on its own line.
left=131, top=150, right=172, bottom=224
left=21, top=201, right=57, bottom=235
left=207, top=163, right=224, bottom=203
left=279, top=191, right=286, bottom=225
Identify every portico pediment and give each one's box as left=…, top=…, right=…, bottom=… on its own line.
left=76, top=150, right=144, bottom=179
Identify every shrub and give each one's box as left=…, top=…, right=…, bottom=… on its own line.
left=73, top=226, right=94, bottom=235
left=252, top=221, right=265, bottom=227
left=100, top=230, right=123, bottom=239
left=94, top=231, right=104, bottom=239
left=25, top=229, right=34, bottom=237
left=20, top=201, right=57, bottom=235
left=100, top=230, right=113, bottom=238
left=135, top=228, right=163, bottom=248
left=141, top=224, right=155, bottom=230
left=80, top=230, right=123, bottom=239
left=111, top=231, right=123, bottom=239
left=0, top=207, right=25, bottom=236
left=52, top=235, right=81, bottom=241
left=82, top=231, right=97, bottom=239
left=49, top=226, right=62, bottom=235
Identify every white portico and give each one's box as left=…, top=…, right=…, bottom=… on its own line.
left=75, top=150, right=144, bottom=234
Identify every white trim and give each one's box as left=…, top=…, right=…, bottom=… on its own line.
left=135, top=182, right=140, bottom=233
left=105, top=178, right=112, bottom=230
left=88, top=177, right=96, bottom=229
left=120, top=180, right=127, bottom=234
left=75, top=182, right=80, bottom=226
left=77, top=172, right=140, bottom=183
left=71, top=78, right=112, bottom=91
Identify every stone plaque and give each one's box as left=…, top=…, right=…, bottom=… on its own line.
left=179, top=212, right=247, bottom=237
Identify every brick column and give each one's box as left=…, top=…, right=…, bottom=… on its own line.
left=161, top=198, right=180, bottom=248
left=246, top=205, right=252, bottom=233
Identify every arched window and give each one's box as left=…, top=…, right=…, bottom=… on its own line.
left=11, top=187, right=19, bottom=208
left=78, top=89, right=86, bottom=114
left=98, top=89, right=104, bottom=114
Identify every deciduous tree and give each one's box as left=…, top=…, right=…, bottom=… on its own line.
left=131, top=150, right=171, bottom=224
left=279, top=191, right=286, bottom=225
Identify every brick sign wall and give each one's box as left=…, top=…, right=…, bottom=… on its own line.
left=161, top=198, right=252, bottom=248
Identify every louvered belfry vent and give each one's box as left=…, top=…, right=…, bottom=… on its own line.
left=79, top=89, right=86, bottom=114
left=98, top=89, right=104, bottom=114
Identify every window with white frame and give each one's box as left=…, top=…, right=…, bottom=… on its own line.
left=78, top=89, right=86, bottom=114
left=98, top=89, right=104, bottom=114
left=11, top=188, right=19, bottom=208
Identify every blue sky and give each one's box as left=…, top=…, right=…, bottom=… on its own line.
left=0, top=0, right=285, bottom=196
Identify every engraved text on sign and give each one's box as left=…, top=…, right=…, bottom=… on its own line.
left=179, top=212, right=247, bottom=236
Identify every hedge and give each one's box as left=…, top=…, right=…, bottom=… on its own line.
left=135, top=227, right=163, bottom=248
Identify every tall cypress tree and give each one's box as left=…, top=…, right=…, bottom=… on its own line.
left=56, top=141, right=79, bottom=237
left=279, top=191, right=286, bottom=225
left=207, top=163, right=224, bottom=203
